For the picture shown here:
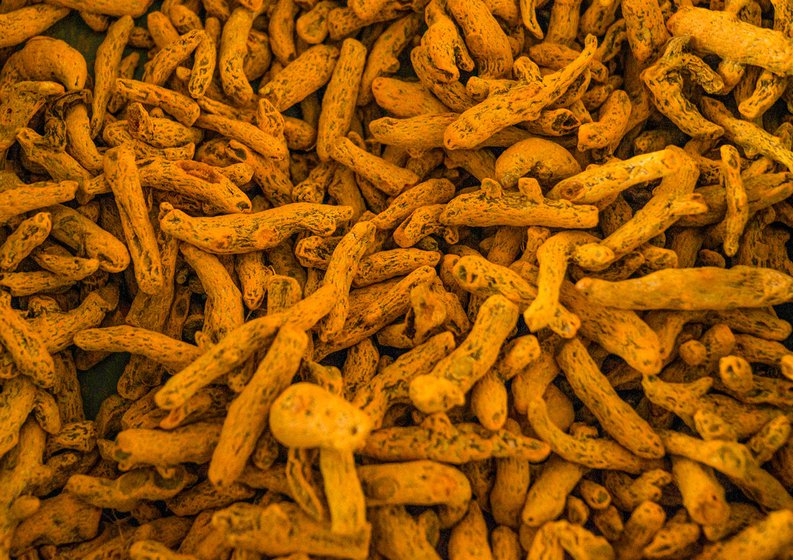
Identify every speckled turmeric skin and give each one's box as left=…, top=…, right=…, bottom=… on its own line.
left=73, top=327, right=201, bottom=373
left=0, top=81, right=64, bottom=159
left=65, top=466, right=195, bottom=511
left=0, top=37, right=87, bottom=92
left=527, top=376, right=655, bottom=474
left=524, top=231, right=606, bottom=332
left=0, top=293, right=55, bottom=389
left=0, top=5, right=69, bottom=50
left=577, top=266, right=793, bottom=310
left=446, top=0, right=512, bottom=79
left=126, top=104, right=203, bottom=149
left=218, top=5, right=263, bottom=106
left=547, top=147, right=688, bottom=204
left=155, top=285, right=336, bottom=411
left=209, top=327, right=307, bottom=488
left=370, top=505, right=441, bottom=560
left=212, top=502, right=371, bottom=558
left=104, top=146, right=163, bottom=295
left=495, top=137, right=580, bottom=188
left=142, top=29, right=204, bottom=87
left=443, top=35, right=597, bottom=149
left=442, top=178, right=600, bottom=229
left=409, top=294, right=518, bottom=413
left=317, top=38, right=367, bottom=162
left=331, top=137, right=420, bottom=196
left=159, top=203, right=353, bottom=254
left=10, top=492, right=101, bottom=557
left=358, top=14, right=421, bottom=106
left=362, top=413, right=550, bottom=464
left=260, top=45, right=340, bottom=111
left=352, top=331, right=454, bottom=428
left=0, top=213, right=51, bottom=271
left=661, top=430, right=793, bottom=511
left=471, top=337, right=539, bottom=431
left=576, top=148, right=704, bottom=270
left=667, top=5, right=793, bottom=77
left=577, top=89, right=631, bottom=151
left=0, top=181, right=77, bottom=226
left=114, top=79, right=200, bottom=126
left=557, top=338, right=664, bottom=459
left=641, top=37, right=724, bottom=140
left=701, top=97, right=793, bottom=171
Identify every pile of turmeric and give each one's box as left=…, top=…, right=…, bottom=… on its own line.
left=1, top=0, right=793, bottom=559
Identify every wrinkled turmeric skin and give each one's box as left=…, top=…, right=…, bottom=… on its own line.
left=362, top=416, right=550, bottom=464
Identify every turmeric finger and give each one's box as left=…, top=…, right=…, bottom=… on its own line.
left=370, top=505, right=442, bottom=560
left=441, top=178, right=599, bottom=229
left=666, top=5, right=793, bottom=76
left=0, top=81, right=64, bottom=156
left=557, top=338, right=664, bottom=459
left=701, top=97, right=793, bottom=171
left=547, top=148, right=687, bottom=204
left=446, top=0, right=512, bottom=79
left=528, top=395, right=653, bottom=474
left=576, top=266, right=793, bottom=310
left=0, top=292, right=56, bottom=388
left=329, top=136, right=420, bottom=196
left=0, top=36, right=87, bottom=91
left=209, top=326, right=307, bottom=487
left=358, top=14, right=420, bottom=106
left=443, top=36, right=597, bottom=149
left=522, top=454, right=586, bottom=527
left=104, top=146, right=163, bottom=294
left=448, top=501, right=493, bottom=560
left=114, top=79, right=200, bottom=127
left=410, top=295, right=518, bottom=414
left=0, top=212, right=51, bottom=272
left=660, top=430, right=793, bottom=511
left=212, top=502, right=370, bottom=558
left=317, top=38, right=367, bottom=162
left=296, top=1, right=338, bottom=44
left=159, top=202, right=353, bottom=254
left=218, top=6, right=263, bottom=105
left=495, top=137, right=580, bottom=189
left=260, top=45, right=339, bottom=111
left=371, top=77, right=449, bottom=117
left=0, top=5, right=70, bottom=49
left=0, top=376, right=36, bottom=460
left=65, top=466, right=194, bottom=511
left=524, top=231, right=607, bottom=332
left=319, top=221, right=378, bottom=341
left=270, top=382, right=371, bottom=534
left=577, top=89, right=632, bottom=152
left=0, top=181, right=77, bottom=225
left=111, top=422, right=222, bottom=470
left=622, top=0, right=669, bottom=63
left=155, top=285, right=337, bottom=410
left=10, top=493, right=101, bottom=555
left=613, top=501, right=666, bottom=560
left=142, top=29, right=204, bottom=87
left=73, top=327, right=201, bottom=373
left=353, top=331, right=455, bottom=429
left=361, top=416, right=550, bottom=464
left=180, top=245, right=242, bottom=348
left=701, top=510, right=793, bottom=560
